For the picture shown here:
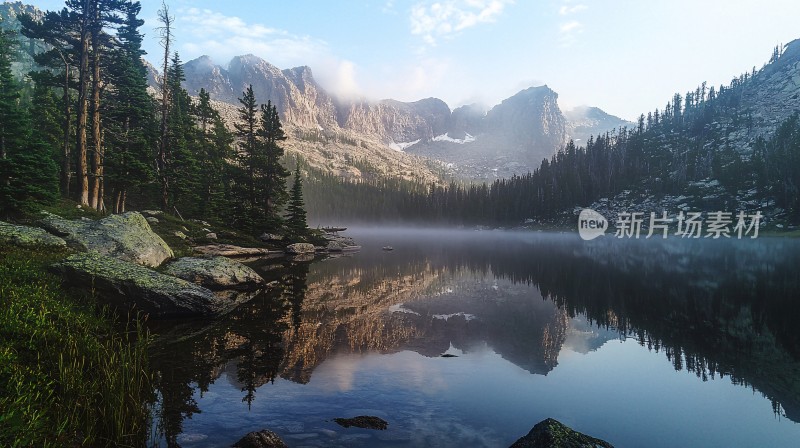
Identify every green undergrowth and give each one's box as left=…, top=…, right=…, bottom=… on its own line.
left=0, top=246, right=153, bottom=447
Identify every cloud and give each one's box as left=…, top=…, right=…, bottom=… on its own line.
left=410, top=0, right=514, bottom=46
left=559, top=20, right=582, bottom=33
left=559, top=4, right=587, bottom=15
left=177, top=8, right=327, bottom=68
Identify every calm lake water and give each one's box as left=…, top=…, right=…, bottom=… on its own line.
left=147, top=229, right=800, bottom=447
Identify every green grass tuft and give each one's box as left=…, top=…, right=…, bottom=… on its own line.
left=0, top=247, right=153, bottom=447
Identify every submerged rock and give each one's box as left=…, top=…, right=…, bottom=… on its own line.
left=285, top=242, right=315, bottom=254
left=52, top=252, right=223, bottom=317
left=0, top=221, right=67, bottom=249
left=39, top=211, right=173, bottom=267
left=333, top=416, right=388, bottom=430
left=510, top=418, right=614, bottom=448
left=231, top=429, right=288, bottom=448
left=164, top=256, right=265, bottom=290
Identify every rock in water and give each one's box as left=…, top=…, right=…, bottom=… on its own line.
left=231, top=429, right=288, bottom=448
left=333, top=416, right=388, bottom=430
left=39, top=211, right=173, bottom=267
left=285, top=242, right=315, bottom=254
left=509, top=418, right=614, bottom=448
left=0, top=221, right=67, bottom=249
left=52, top=252, right=222, bottom=317
left=164, top=256, right=265, bottom=290
left=194, top=244, right=274, bottom=257
left=325, top=241, right=343, bottom=252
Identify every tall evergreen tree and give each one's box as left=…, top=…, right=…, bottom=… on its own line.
left=233, top=85, right=260, bottom=230
left=0, top=28, right=57, bottom=218
left=258, top=100, right=289, bottom=229
left=104, top=0, right=155, bottom=213
left=286, top=165, right=308, bottom=238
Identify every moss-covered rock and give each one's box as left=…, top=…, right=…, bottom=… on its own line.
left=231, top=429, right=287, bottom=448
left=163, top=256, right=265, bottom=290
left=509, top=418, right=614, bottom=448
left=52, top=252, right=222, bottom=317
left=0, top=221, right=67, bottom=249
left=39, top=211, right=173, bottom=267
left=285, top=242, right=315, bottom=254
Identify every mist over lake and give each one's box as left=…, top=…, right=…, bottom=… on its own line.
left=147, top=228, right=800, bottom=447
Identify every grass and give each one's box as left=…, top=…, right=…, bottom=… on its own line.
left=0, top=246, right=153, bottom=447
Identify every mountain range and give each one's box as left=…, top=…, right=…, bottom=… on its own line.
left=147, top=54, right=630, bottom=181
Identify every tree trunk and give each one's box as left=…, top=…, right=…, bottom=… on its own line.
left=76, top=0, right=92, bottom=206
left=61, top=61, right=71, bottom=197
left=89, top=11, right=102, bottom=210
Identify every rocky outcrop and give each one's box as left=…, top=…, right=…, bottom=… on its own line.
left=52, top=252, right=222, bottom=317
left=164, top=256, right=265, bottom=290
left=0, top=221, right=67, bottom=249
left=39, top=212, right=173, bottom=268
left=563, top=106, right=632, bottom=145
left=193, top=244, right=276, bottom=257
left=231, top=429, right=287, bottom=448
left=509, top=418, right=614, bottom=448
left=285, top=243, right=315, bottom=255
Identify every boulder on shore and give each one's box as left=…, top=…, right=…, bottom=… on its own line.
left=231, top=429, right=287, bottom=448
left=39, top=211, right=173, bottom=267
left=285, top=242, right=315, bottom=254
left=164, top=256, right=265, bottom=290
left=509, top=418, right=614, bottom=448
left=194, top=244, right=275, bottom=257
left=0, top=221, right=67, bottom=249
left=52, top=252, right=223, bottom=317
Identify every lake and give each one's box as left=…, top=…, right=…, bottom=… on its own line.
left=147, top=229, right=800, bottom=447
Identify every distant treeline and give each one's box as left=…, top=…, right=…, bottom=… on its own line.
left=302, top=47, right=800, bottom=225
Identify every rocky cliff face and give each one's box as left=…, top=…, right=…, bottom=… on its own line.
left=0, top=2, right=45, bottom=77
left=563, top=106, right=632, bottom=145
left=736, top=38, right=800, bottom=140
left=169, top=54, right=628, bottom=180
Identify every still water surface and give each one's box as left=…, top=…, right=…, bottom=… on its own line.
left=148, top=229, right=800, bottom=447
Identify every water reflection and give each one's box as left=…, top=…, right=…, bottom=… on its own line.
left=147, top=231, right=800, bottom=446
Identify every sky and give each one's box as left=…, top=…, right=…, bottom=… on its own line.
left=19, top=0, right=800, bottom=120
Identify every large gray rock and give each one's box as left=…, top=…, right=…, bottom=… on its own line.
left=285, top=242, right=315, bottom=254
left=231, top=429, right=287, bottom=448
left=194, top=244, right=276, bottom=257
left=164, top=256, right=265, bottom=290
left=0, top=221, right=67, bottom=249
left=52, top=252, right=222, bottom=317
left=510, top=418, right=614, bottom=448
left=39, top=212, right=173, bottom=267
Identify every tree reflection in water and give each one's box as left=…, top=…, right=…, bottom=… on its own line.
left=147, top=233, right=800, bottom=446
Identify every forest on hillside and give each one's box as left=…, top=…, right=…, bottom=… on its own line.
left=0, top=0, right=309, bottom=237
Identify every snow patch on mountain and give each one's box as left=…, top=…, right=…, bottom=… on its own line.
left=389, top=139, right=421, bottom=152
left=432, top=133, right=476, bottom=144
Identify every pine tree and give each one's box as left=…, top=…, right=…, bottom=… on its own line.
left=194, top=88, right=232, bottom=218
left=18, top=9, right=78, bottom=197
left=258, top=100, right=289, bottom=229
left=233, top=85, right=260, bottom=230
left=104, top=1, right=155, bottom=213
left=0, top=28, right=58, bottom=217
left=164, top=52, right=201, bottom=216
left=286, top=165, right=308, bottom=238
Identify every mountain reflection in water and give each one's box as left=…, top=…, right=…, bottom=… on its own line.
left=147, top=229, right=800, bottom=447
